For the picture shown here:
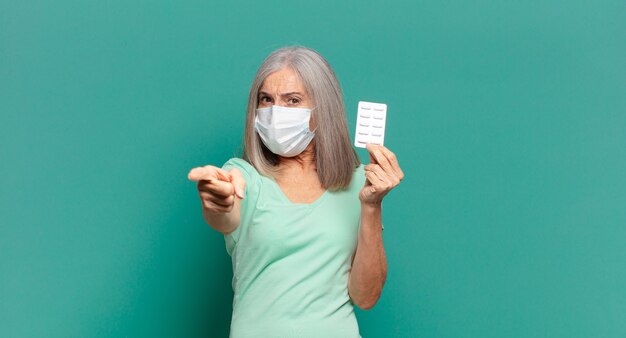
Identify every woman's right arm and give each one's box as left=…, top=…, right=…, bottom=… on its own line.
left=188, top=165, right=246, bottom=235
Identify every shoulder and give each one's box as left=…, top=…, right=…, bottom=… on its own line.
left=222, top=158, right=259, bottom=180
left=355, top=163, right=365, bottom=175
left=222, top=157, right=254, bottom=171
left=221, top=158, right=263, bottom=202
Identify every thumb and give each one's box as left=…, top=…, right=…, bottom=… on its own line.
left=228, top=168, right=246, bottom=199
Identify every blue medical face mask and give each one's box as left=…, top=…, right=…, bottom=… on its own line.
left=254, top=105, right=316, bottom=157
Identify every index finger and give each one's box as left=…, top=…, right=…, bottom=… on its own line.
left=366, top=144, right=404, bottom=180
left=366, top=144, right=393, bottom=174
left=378, top=145, right=404, bottom=180
left=187, top=166, right=230, bottom=182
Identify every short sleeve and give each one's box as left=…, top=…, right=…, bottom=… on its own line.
left=221, top=158, right=259, bottom=254
left=222, top=158, right=255, bottom=196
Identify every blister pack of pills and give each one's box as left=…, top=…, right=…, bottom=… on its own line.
left=354, top=101, right=387, bottom=148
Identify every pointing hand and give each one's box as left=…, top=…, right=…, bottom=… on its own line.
left=188, top=165, right=246, bottom=214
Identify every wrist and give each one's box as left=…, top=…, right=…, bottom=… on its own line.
left=359, top=202, right=384, bottom=234
left=360, top=201, right=382, bottom=213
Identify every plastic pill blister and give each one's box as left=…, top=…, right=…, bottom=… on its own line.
left=354, top=101, right=387, bottom=148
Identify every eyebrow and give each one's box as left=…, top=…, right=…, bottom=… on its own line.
left=258, top=91, right=304, bottom=97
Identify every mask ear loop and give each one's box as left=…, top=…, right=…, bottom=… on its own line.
left=308, top=106, right=318, bottom=133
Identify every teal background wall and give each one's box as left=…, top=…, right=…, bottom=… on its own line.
left=1, top=1, right=625, bottom=337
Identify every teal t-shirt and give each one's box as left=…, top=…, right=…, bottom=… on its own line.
left=221, top=158, right=365, bottom=338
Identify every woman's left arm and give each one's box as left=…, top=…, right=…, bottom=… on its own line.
left=348, top=144, right=404, bottom=310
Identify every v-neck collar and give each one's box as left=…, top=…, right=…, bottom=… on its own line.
left=264, top=175, right=329, bottom=208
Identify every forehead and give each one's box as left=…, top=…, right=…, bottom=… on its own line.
left=260, top=67, right=306, bottom=93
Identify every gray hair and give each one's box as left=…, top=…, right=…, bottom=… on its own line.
left=241, top=46, right=360, bottom=191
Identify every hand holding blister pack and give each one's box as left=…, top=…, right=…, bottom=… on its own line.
left=354, top=101, right=387, bottom=148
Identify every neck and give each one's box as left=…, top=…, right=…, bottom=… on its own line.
left=277, top=143, right=316, bottom=172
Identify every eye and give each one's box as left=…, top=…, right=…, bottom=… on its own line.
left=287, top=97, right=301, bottom=105
left=259, top=95, right=273, bottom=104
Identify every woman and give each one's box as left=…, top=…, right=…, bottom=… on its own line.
left=188, top=46, right=403, bottom=337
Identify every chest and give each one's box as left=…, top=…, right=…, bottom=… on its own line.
left=245, top=188, right=361, bottom=258
left=275, top=175, right=325, bottom=204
